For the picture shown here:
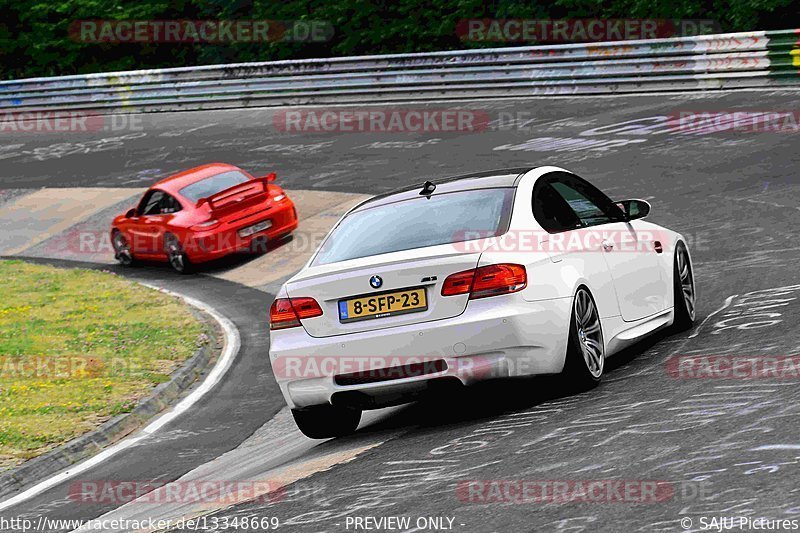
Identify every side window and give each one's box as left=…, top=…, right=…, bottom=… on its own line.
left=532, top=181, right=582, bottom=233
left=139, top=190, right=165, bottom=216
left=159, top=193, right=182, bottom=214
left=550, top=174, right=625, bottom=227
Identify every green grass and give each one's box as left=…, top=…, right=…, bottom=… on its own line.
left=0, top=260, right=208, bottom=469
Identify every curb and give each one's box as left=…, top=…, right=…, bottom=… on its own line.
left=0, top=281, right=224, bottom=501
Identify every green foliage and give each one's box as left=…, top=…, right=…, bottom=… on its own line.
left=0, top=0, right=797, bottom=79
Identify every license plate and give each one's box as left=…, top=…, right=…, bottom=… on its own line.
left=338, top=287, right=427, bottom=323
left=238, top=219, right=272, bottom=238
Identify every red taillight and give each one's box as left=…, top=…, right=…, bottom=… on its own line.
left=441, top=264, right=527, bottom=300
left=269, top=297, right=323, bottom=330
left=470, top=264, right=527, bottom=298
left=441, top=269, right=475, bottom=296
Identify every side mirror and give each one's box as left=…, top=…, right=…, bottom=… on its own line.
left=259, top=172, right=277, bottom=182
left=125, top=208, right=137, bottom=218
left=616, top=199, right=651, bottom=221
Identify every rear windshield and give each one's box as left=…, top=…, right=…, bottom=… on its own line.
left=312, top=188, right=515, bottom=266
left=179, top=171, right=250, bottom=203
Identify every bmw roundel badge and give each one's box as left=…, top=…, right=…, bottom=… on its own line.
left=369, top=275, right=383, bottom=289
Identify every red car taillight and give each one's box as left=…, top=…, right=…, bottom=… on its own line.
left=441, top=264, right=527, bottom=300
left=269, top=297, right=323, bottom=330
left=191, top=219, right=220, bottom=230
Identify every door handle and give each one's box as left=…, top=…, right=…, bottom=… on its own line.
left=602, top=240, right=614, bottom=252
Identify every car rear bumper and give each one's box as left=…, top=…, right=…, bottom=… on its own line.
left=269, top=294, right=572, bottom=409
left=188, top=201, right=298, bottom=263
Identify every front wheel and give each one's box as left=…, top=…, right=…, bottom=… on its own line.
left=561, top=287, right=605, bottom=390
left=112, top=231, right=135, bottom=267
left=291, top=404, right=361, bottom=439
left=673, top=241, right=696, bottom=330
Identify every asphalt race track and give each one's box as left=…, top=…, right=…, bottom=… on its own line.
left=2, top=89, right=800, bottom=532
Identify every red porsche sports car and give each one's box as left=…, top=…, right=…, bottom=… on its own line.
left=110, top=163, right=298, bottom=273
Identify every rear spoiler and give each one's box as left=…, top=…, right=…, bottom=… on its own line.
left=196, top=172, right=276, bottom=209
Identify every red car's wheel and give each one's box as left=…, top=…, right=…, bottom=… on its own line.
left=165, top=234, right=193, bottom=274
left=111, top=230, right=136, bottom=267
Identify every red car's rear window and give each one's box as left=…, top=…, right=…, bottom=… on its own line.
left=179, top=171, right=250, bottom=203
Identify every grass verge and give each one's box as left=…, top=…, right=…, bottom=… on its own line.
left=0, top=260, right=208, bottom=470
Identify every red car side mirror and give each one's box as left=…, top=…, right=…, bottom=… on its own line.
left=125, top=208, right=137, bottom=218
left=259, top=172, right=277, bottom=182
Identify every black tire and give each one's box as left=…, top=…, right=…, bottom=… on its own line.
left=291, top=404, right=361, bottom=439
left=164, top=234, right=193, bottom=274
left=673, top=241, right=696, bottom=331
left=111, top=230, right=136, bottom=267
left=561, top=287, right=604, bottom=390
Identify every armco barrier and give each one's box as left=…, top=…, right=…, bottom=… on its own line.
left=1, top=29, right=798, bottom=115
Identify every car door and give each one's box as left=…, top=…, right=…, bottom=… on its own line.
left=144, top=192, right=182, bottom=255
left=531, top=177, right=619, bottom=320
left=547, top=172, right=665, bottom=322
left=127, top=190, right=166, bottom=255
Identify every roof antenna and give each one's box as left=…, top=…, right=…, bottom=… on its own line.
left=419, top=180, right=436, bottom=198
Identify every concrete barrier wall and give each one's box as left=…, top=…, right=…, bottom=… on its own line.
left=1, top=29, right=798, bottom=115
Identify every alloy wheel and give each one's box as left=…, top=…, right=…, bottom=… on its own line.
left=574, top=289, right=604, bottom=378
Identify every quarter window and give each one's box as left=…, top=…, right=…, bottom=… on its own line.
left=138, top=191, right=165, bottom=216
left=159, top=193, right=182, bottom=214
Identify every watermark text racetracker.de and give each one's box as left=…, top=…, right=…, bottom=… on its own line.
left=667, top=355, right=800, bottom=380
left=1, top=355, right=103, bottom=379
left=457, top=479, right=712, bottom=503
left=72, top=229, right=325, bottom=256
left=68, top=479, right=286, bottom=505
left=0, top=354, right=183, bottom=379
left=0, top=112, right=142, bottom=134
left=450, top=228, right=702, bottom=254
left=70, top=19, right=333, bottom=43
left=667, top=111, right=800, bottom=134
left=457, top=18, right=719, bottom=43
left=274, top=109, right=491, bottom=133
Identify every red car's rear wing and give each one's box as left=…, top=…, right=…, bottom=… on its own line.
left=196, top=173, right=276, bottom=210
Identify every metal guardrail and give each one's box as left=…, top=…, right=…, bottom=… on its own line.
left=1, top=29, right=798, bottom=114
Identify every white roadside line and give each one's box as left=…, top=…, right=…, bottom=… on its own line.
left=0, top=283, right=242, bottom=513
left=687, top=294, right=737, bottom=339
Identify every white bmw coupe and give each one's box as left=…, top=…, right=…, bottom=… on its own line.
left=269, top=167, right=696, bottom=438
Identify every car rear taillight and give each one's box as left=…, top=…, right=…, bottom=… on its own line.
left=441, top=270, right=475, bottom=296
left=441, top=264, right=527, bottom=300
left=191, top=219, right=219, bottom=230
left=269, top=297, right=323, bottom=330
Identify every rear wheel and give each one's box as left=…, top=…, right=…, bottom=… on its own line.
left=291, top=404, right=361, bottom=439
left=111, top=231, right=135, bottom=267
left=673, top=241, right=696, bottom=330
left=561, top=287, right=604, bottom=390
left=165, top=234, right=193, bottom=274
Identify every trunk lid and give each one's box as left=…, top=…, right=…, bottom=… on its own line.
left=196, top=179, right=284, bottom=232
left=285, top=244, right=482, bottom=338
